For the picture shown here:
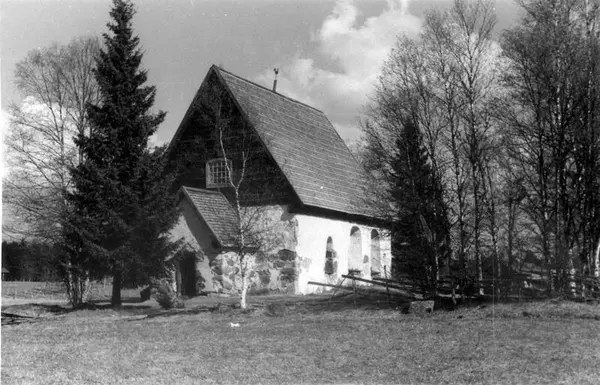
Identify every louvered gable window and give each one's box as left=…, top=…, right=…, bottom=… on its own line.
left=206, top=158, right=232, bottom=188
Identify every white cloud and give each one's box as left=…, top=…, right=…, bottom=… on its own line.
left=256, top=0, right=422, bottom=142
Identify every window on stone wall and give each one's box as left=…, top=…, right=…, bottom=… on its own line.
left=206, top=158, right=232, bottom=188
left=324, top=236, right=336, bottom=275
left=371, top=230, right=381, bottom=276
left=349, top=226, right=362, bottom=273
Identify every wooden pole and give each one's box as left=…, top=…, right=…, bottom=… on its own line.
left=308, top=281, right=413, bottom=299
left=329, top=276, right=346, bottom=300
left=309, top=281, right=349, bottom=290
left=341, top=274, right=416, bottom=299
left=309, top=281, right=391, bottom=295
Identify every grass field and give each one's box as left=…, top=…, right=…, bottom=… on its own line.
left=2, top=282, right=600, bottom=384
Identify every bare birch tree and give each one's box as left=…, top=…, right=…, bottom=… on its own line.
left=363, top=0, right=501, bottom=294
left=3, top=36, right=101, bottom=306
left=192, top=76, right=287, bottom=309
left=214, top=98, right=257, bottom=310
left=4, top=36, right=100, bottom=238
left=447, top=0, right=499, bottom=294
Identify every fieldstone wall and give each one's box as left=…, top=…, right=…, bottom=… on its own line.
left=210, top=249, right=300, bottom=294
left=210, top=251, right=241, bottom=293
left=250, top=249, right=299, bottom=293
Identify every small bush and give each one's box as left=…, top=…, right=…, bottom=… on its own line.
left=408, top=300, right=434, bottom=314
left=264, top=302, right=287, bottom=317
left=248, top=286, right=271, bottom=296
left=150, top=278, right=183, bottom=309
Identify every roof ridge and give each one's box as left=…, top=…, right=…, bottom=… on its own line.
left=212, top=65, right=324, bottom=114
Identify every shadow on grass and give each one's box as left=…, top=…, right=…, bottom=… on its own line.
left=87, top=296, right=145, bottom=304
left=2, top=301, right=155, bottom=319
left=245, top=291, right=600, bottom=321
left=1, top=303, right=74, bottom=326
left=2, top=303, right=74, bottom=315
left=5, top=289, right=597, bottom=326
left=78, top=302, right=155, bottom=311
left=131, top=307, right=214, bottom=320
left=295, top=291, right=409, bottom=312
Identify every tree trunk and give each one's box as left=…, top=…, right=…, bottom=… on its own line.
left=542, top=228, right=553, bottom=295
left=111, top=268, right=122, bottom=307
left=473, top=164, right=484, bottom=296
left=64, top=259, right=92, bottom=308
left=593, top=239, right=600, bottom=278
left=240, top=253, right=248, bottom=310
left=82, top=274, right=91, bottom=302
left=240, top=272, right=248, bottom=310
left=507, top=201, right=516, bottom=274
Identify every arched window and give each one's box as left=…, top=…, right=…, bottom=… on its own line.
left=324, top=236, right=335, bottom=275
left=371, top=230, right=381, bottom=276
left=349, top=226, right=362, bottom=272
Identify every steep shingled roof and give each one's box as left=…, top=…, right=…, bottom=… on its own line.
left=180, top=186, right=238, bottom=248
left=170, top=65, right=374, bottom=219
left=212, top=66, right=370, bottom=218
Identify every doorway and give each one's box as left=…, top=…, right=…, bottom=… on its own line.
left=179, top=251, right=197, bottom=297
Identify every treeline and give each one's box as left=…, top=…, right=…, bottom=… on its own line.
left=362, top=0, right=600, bottom=298
left=2, top=240, right=60, bottom=282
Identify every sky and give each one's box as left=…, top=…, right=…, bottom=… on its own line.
left=0, top=0, right=521, bottom=149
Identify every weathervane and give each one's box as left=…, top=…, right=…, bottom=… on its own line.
left=273, top=68, right=279, bottom=92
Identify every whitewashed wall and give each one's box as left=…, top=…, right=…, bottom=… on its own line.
left=294, top=211, right=391, bottom=294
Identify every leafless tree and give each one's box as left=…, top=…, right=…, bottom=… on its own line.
left=363, top=1, right=501, bottom=294
left=3, top=36, right=101, bottom=306
left=445, top=0, right=499, bottom=294
left=4, top=36, right=100, bottom=238
left=501, top=0, right=600, bottom=295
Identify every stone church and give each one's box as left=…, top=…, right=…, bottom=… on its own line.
left=167, top=65, right=391, bottom=295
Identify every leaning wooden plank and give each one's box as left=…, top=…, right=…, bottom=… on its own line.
left=308, top=281, right=415, bottom=299
left=345, top=275, right=420, bottom=297
left=308, top=281, right=354, bottom=290
left=308, top=281, right=382, bottom=294
left=341, top=275, right=417, bottom=299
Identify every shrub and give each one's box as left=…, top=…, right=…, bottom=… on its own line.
left=408, top=300, right=434, bottom=314
left=150, top=278, right=183, bottom=309
left=248, top=287, right=271, bottom=296
left=264, top=302, right=287, bottom=317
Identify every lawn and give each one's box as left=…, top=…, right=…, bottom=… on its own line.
left=2, top=285, right=600, bottom=385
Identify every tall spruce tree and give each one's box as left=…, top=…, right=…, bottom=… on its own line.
left=391, top=120, right=450, bottom=296
left=69, top=0, right=178, bottom=306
